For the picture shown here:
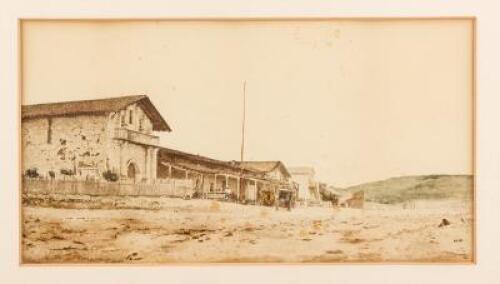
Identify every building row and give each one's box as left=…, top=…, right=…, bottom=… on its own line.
left=21, top=95, right=322, bottom=204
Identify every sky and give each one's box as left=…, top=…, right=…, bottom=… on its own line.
left=21, top=19, right=474, bottom=187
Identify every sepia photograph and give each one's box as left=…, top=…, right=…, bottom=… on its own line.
left=19, top=18, right=474, bottom=264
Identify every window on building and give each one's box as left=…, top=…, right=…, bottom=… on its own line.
left=129, top=109, right=133, bottom=124
left=139, top=118, right=144, bottom=131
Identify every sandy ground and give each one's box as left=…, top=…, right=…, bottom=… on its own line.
left=21, top=194, right=473, bottom=264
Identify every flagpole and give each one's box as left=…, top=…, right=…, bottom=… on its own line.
left=240, top=81, right=246, bottom=163
left=237, top=81, right=247, bottom=203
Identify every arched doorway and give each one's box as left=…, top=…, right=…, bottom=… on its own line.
left=127, top=161, right=139, bottom=183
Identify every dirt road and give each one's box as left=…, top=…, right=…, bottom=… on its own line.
left=22, top=195, right=473, bottom=263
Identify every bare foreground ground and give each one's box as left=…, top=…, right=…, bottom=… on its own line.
left=22, top=194, right=473, bottom=264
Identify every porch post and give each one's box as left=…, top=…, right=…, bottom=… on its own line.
left=145, top=147, right=151, bottom=184
left=254, top=179, right=258, bottom=201
left=201, top=174, right=205, bottom=194
left=236, top=176, right=240, bottom=200
left=151, top=148, right=158, bottom=182
left=225, top=175, right=229, bottom=192
left=214, top=174, right=218, bottom=192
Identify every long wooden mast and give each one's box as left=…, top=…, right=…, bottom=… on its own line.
left=240, top=81, right=246, bottom=163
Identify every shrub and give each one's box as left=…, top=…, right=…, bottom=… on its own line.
left=102, top=170, right=119, bottom=182
left=60, top=168, right=75, bottom=176
left=25, top=168, right=39, bottom=178
left=48, top=170, right=55, bottom=179
left=423, top=175, right=441, bottom=180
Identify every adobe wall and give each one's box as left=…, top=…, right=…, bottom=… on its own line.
left=22, top=115, right=109, bottom=180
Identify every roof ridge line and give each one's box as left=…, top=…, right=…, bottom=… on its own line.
left=22, top=94, right=146, bottom=107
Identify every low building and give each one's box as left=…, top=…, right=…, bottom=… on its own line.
left=236, top=161, right=291, bottom=184
left=339, top=191, right=365, bottom=209
left=157, top=147, right=262, bottom=200
left=235, top=161, right=296, bottom=205
left=22, top=95, right=170, bottom=184
left=288, top=166, right=321, bottom=204
left=158, top=151, right=294, bottom=204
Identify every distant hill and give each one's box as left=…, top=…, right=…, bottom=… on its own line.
left=341, top=175, right=473, bottom=204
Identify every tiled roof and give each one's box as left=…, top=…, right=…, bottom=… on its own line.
left=22, top=95, right=171, bottom=131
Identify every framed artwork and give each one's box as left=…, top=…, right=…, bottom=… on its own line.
left=1, top=1, right=499, bottom=284
left=18, top=18, right=475, bottom=265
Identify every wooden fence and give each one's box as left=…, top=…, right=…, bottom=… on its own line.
left=22, top=178, right=195, bottom=198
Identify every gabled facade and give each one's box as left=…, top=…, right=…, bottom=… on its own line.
left=288, top=166, right=321, bottom=203
left=22, top=95, right=170, bottom=184
left=235, top=161, right=291, bottom=184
